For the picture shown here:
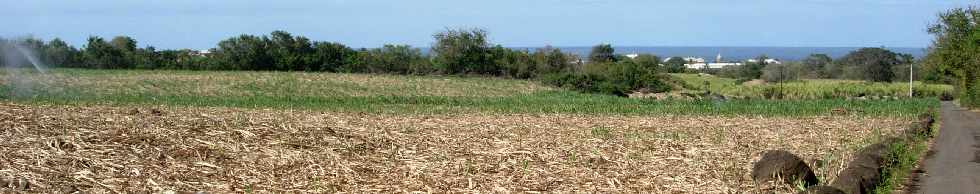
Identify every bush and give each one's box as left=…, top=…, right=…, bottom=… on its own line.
left=541, top=61, right=673, bottom=97
left=346, top=45, right=429, bottom=74
left=663, top=57, right=688, bottom=73
left=532, top=46, right=576, bottom=75
left=839, top=48, right=902, bottom=82
left=588, top=44, right=616, bottom=63
left=963, top=78, right=980, bottom=106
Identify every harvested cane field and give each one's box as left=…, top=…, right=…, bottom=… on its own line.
left=0, top=69, right=940, bottom=193
left=0, top=102, right=915, bottom=193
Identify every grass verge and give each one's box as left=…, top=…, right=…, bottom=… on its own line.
left=873, top=110, right=939, bottom=194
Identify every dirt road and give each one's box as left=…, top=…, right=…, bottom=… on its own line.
left=918, top=101, right=980, bottom=194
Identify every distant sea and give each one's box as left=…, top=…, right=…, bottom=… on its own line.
left=420, top=46, right=927, bottom=62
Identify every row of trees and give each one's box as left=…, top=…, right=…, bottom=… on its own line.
left=712, top=47, right=919, bottom=84
left=1, top=36, right=206, bottom=70
left=0, top=29, right=677, bottom=96
left=925, top=6, right=980, bottom=107
left=0, top=30, right=577, bottom=76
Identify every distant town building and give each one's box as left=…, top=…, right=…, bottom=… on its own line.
left=660, top=53, right=785, bottom=69
left=189, top=49, right=213, bottom=57
left=663, top=57, right=706, bottom=64
left=685, top=62, right=743, bottom=69
left=625, top=53, right=639, bottom=59
left=745, top=58, right=782, bottom=64
left=670, top=53, right=744, bottom=69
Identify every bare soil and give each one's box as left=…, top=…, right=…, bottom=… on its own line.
left=0, top=102, right=912, bottom=193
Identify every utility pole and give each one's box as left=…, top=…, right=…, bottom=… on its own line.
left=909, top=62, right=914, bottom=97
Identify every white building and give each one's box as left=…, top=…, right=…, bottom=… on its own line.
left=685, top=62, right=743, bottom=69
left=745, top=58, right=782, bottom=64
left=625, top=53, right=639, bottom=59
left=678, top=53, right=744, bottom=69
left=189, top=49, right=213, bottom=57
left=663, top=57, right=706, bottom=64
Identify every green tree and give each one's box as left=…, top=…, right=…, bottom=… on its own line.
left=632, top=54, right=661, bottom=72
left=664, top=57, right=688, bottom=73
left=801, top=54, right=832, bottom=78
left=312, top=41, right=355, bottom=72
left=925, top=6, right=980, bottom=106
left=431, top=28, right=497, bottom=75
left=494, top=47, right=534, bottom=78
left=839, top=47, right=901, bottom=82
left=267, top=31, right=311, bottom=71
left=83, top=36, right=126, bottom=69
left=109, top=36, right=138, bottom=52
left=349, top=44, right=428, bottom=74
left=215, top=34, right=270, bottom=70
left=736, top=55, right=769, bottom=80
left=43, top=38, right=80, bottom=67
left=588, top=44, right=616, bottom=63
left=533, top=46, right=574, bottom=75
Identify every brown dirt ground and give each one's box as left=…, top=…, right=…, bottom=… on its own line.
left=0, top=102, right=911, bottom=193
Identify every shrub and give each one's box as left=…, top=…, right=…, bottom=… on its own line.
left=346, top=45, right=429, bottom=74
left=541, top=61, right=673, bottom=97
left=963, top=78, right=980, bottom=106
left=588, top=44, right=616, bottom=63
left=663, top=57, right=688, bottom=73
left=839, top=48, right=903, bottom=82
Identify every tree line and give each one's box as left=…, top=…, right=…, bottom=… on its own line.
left=0, top=29, right=676, bottom=96
left=706, top=48, right=925, bottom=84
left=3, top=25, right=965, bottom=98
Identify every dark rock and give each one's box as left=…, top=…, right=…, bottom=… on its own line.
left=831, top=139, right=899, bottom=194
left=127, top=108, right=140, bottom=115
left=150, top=108, right=164, bottom=116
left=799, top=185, right=845, bottom=194
left=752, top=150, right=819, bottom=187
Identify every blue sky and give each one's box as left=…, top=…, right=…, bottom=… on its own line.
left=1, top=0, right=975, bottom=49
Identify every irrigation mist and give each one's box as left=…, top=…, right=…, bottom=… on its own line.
left=1, top=38, right=50, bottom=98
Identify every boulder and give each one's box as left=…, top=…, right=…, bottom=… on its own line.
left=799, top=185, right=845, bottom=194
left=752, top=150, right=819, bottom=187
left=831, top=139, right=898, bottom=194
left=150, top=108, right=164, bottom=116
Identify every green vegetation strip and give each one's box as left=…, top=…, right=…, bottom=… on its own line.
left=671, top=73, right=955, bottom=99
left=0, top=68, right=940, bottom=116
left=873, top=111, right=938, bottom=194
left=1, top=88, right=939, bottom=117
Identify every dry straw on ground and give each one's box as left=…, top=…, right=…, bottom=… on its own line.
left=0, top=102, right=910, bottom=193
